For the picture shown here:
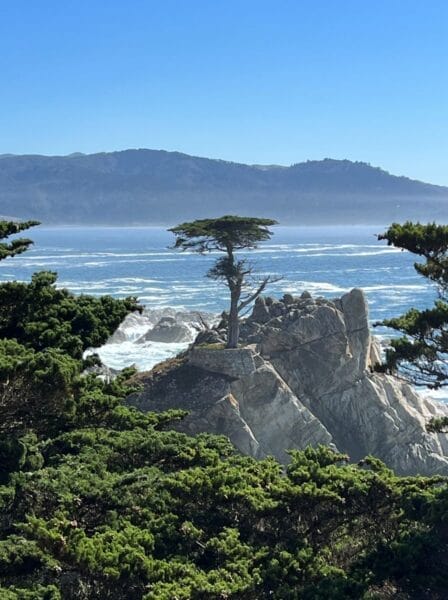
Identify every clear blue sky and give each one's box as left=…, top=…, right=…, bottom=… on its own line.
left=1, top=0, right=447, bottom=184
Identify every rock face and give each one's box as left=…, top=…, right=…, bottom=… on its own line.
left=128, top=289, right=448, bottom=475
left=189, top=347, right=257, bottom=379
left=129, top=349, right=334, bottom=464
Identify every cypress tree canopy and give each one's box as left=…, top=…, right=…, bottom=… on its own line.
left=0, top=220, right=40, bottom=260
left=378, top=221, right=448, bottom=389
left=169, top=215, right=278, bottom=252
left=169, top=216, right=279, bottom=348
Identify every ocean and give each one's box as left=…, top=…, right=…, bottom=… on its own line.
left=0, top=225, right=441, bottom=395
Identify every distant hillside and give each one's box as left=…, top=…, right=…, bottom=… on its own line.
left=0, top=149, right=447, bottom=225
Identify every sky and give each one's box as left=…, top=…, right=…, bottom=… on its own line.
left=0, top=0, right=447, bottom=184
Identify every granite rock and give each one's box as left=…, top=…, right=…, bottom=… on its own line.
left=128, top=289, right=448, bottom=475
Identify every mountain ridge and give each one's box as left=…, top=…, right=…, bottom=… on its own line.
left=0, top=148, right=447, bottom=225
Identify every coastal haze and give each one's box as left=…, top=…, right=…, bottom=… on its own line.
left=1, top=149, right=448, bottom=225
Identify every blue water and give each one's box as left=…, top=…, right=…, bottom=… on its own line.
left=0, top=225, right=437, bottom=324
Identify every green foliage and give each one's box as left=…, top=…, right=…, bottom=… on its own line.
left=169, top=215, right=278, bottom=253
left=377, top=222, right=448, bottom=387
left=1, top=423, right=446, bottom=598
left=0, top=271, right=140, bottom=359
left=0, top=220, right=40, bottom=261
left=427, top=416, right=448, bottom=433
left=0, top=338, right=79, bottom=435
left=379, top=221, right=448, bottom=289
left=169, top=216, right=278, bottom=347
left=0, top=585, right=61, bottom=599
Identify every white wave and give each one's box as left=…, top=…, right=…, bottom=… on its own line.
left=142, top=258, right=182, bottom=262
left=110, top=312, right=153, bottom=342
left=93, top=340, right=188, bottom=372
left=257, top=244, right=295, bottom=250
left=94, top=307, right=218, bottom=370
left=344, top=267, right=400, bottom=273
left=290, top=244, right=359, bottom=253
left=281, top=281, right=350, bottom=294
left=57, top=282, right=112, bottom=290
left=286, top=248, right=401, bottom=258
left=10, top=261, right=66, bottom=268
left=418, top=387, right=448, bottom=403
left=346, top=249, right=403, bottom=257
left=25, top=251, right=174, bottom=259
left=137, top=295, right=175, bottom=303
left=107, top=277, right=161, bottom=284
left=362, top=284, right=427, bottom=292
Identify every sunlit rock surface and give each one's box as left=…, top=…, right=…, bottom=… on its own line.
left=128, top=289, right=448, bottom=475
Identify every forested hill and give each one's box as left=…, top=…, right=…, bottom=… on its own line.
left=1, top=149, right=447, bottom=225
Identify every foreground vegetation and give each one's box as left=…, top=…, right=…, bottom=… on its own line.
left=1, top=221, right=448, bottom=599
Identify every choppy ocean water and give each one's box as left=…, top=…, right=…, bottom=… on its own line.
left=1, top=225, right=443, bottom=398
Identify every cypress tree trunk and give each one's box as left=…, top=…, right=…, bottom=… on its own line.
left=227, top=291, right=240, bottom=348
left=225, top=242, right=241, bottom=349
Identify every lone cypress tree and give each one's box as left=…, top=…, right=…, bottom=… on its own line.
left=169, top=215, right=279, bottom=348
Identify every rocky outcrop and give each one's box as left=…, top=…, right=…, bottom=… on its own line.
left=136, top=317, right=191, bottom=344
left=106, top=308, right=217, bottom=345
left=128, top=289, right=448, bottom=475
left=129, top=348, right=334, bottom=463
left=188, top=347, right=257, bottom=378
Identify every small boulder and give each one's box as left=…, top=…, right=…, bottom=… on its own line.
left=137, top=317, right=192, bottom=344
left=251, top=296, right=271, bottom=324
left=195, top=329, right=225, bottom=346
left=268, top=300, right=285, bottom=318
